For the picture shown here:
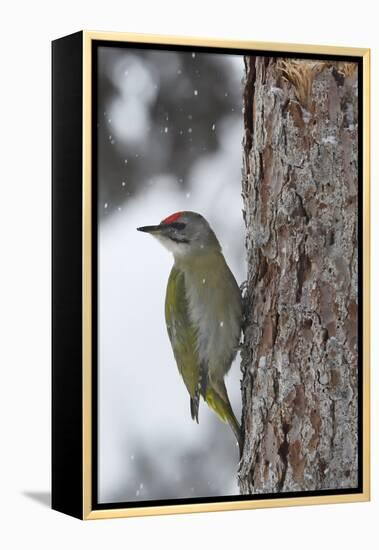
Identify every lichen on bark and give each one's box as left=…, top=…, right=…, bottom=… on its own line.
left=239, top=56, right=359, bottom=494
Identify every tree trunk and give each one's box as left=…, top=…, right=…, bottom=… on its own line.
left=239, top=56, right=359, bottom=494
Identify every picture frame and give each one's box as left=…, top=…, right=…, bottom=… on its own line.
left=52, top=30, right=370, bottom=520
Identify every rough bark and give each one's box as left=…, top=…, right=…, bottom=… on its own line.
left=239, top=56, right=359, bottom=494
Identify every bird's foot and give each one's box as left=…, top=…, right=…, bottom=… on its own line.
left=239, top=280, right=248, bottom=297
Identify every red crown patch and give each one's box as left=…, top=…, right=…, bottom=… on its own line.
left=161, top=212, right=182, bottom=225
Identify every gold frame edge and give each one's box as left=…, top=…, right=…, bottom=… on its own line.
left=362, top=48, right=371, bottom=501
left=81, top=31, right=371, bottom=520
left=84, top=30, right=369, bottom=57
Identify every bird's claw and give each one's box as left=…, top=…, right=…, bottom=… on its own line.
left=239, top=280, right=248, bottom=297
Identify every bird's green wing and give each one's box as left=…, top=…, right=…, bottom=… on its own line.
left=165, top=266, right=201, bottom=421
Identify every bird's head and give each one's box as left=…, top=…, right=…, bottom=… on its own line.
left=137, top=211, right=221, bottom=258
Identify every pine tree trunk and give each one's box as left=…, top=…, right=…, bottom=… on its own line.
left=239, top=56, right=359, bottom=494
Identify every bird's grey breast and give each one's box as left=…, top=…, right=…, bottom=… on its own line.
left=182, top=261, right=242, bottom=379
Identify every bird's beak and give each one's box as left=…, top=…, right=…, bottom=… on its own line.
left=137, top=224, right=163, bottom=234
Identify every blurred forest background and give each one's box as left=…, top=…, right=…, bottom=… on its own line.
left=97, top=45, right=246, bottom=503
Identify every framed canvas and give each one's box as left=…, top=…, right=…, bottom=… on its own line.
left=52, top=31, right=370, bottom=520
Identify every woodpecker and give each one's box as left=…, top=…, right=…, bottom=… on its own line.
left=137, top=211, right=243, bottom=449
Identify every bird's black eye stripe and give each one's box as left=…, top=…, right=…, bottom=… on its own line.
left=169, top=222, right=186, bottom=230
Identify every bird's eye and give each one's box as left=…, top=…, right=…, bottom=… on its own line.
left=170, top=222, right=186, bottom=230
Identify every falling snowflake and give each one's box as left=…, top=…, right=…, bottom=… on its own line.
left=164, top=127, right=168, bottom=133
left=104, top=202, right=108, bottom=209
left=211, top=123, right=216, bottom=131
left=194, top=90, right=198, bottom=96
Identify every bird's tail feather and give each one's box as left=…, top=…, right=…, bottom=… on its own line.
left=190, top=394, right=199, bottom=423
left=205, top=383, right=243, bottom=452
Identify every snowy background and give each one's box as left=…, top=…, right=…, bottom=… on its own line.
left=97, top=46, right=246, bottom=503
